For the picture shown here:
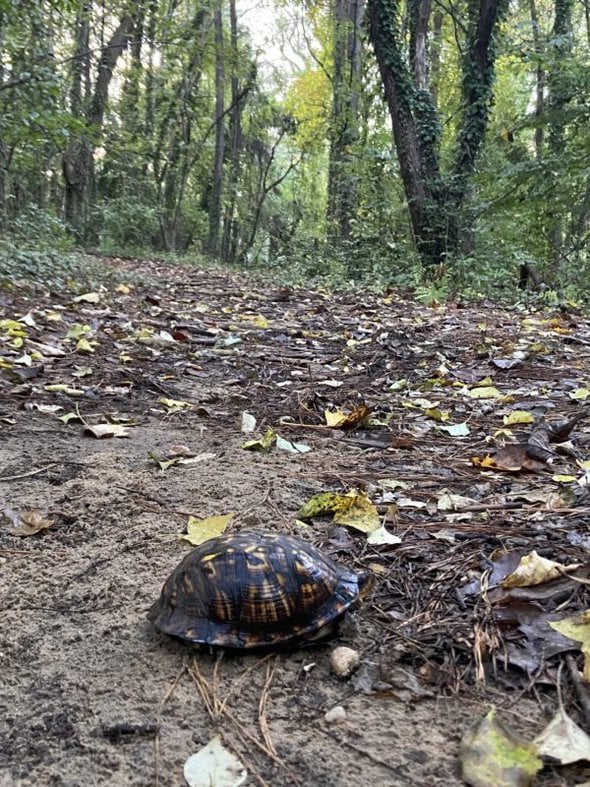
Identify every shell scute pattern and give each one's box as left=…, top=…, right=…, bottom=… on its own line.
left=148, top=531, right=369, bottom=649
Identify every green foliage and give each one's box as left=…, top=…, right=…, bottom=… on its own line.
left=6, top=205, right=73, bottom=251
left=0, top=246, right=125, bottom=293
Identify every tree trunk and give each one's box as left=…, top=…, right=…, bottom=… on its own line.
left=547, top=0, right=574, bottom=274
left=63, top=13, right=134, bottom=241
left=63, top=5, right=90, bottom=236
left=221, top=0, right=247, bottom=263
left=529, top=0, right=545, bottom=159
left=326, top=0, right=364, bottom=243
left=206, top=7, right=225, bottom=257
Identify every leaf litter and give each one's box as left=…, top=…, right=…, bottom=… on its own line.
left=2, top=257, right=590, bottom=785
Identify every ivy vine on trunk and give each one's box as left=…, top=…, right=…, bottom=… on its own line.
left=367, top=0, right=509, bottom=269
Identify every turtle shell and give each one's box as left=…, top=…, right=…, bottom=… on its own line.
left=148, top=531, right=370, bottom=649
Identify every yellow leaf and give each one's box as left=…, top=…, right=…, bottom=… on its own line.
left=503, top=410, right=534, bottom=426
left=502, top=550, right=579, bottom=589
left=159, top=397, right=192, bottom=411
left=298, top=492, right=346, bottom=519
left=324, top=405, right=370, bottom=428
left=0, top=319, right=27, bottom=337
left=471, top=455, right=497, bottom=468
left=425, top=408, right=449, bottom=422
left=181, top=513, right=234, bottom=545
left=325, top=408, right=348, bottom=427
left=241, top=427, right=276, bottom=451
left=333, top=491, right=380, bottom=534
left=550, top=611, right=590, bottom=681
left=552, top=474, right=577, bottom=483
left=115, top=283, right=131, bottom=294
left=469, top=386, right=502, bottom=399
left=570, top=388, right=590, bottom=401
left=66, top=323, right=92, bottom=339
left=253, top=314, right=269, bottom=328
left=76, top=338, right=95, bottom=353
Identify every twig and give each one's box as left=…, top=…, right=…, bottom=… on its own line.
left=155, top=660, right=187, bottom=787
left=258, top=660, right=278, bottom=757
left=188, top=656, right=299, bottom=784
left=565, top=654, right=590, bottom=725
left=322, top=728, right=402, bottom=774
left=0, top=464, right=57, bottom=482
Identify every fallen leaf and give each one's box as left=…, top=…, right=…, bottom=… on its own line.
left=184, top=736, right=247, bottom=787
left=241, top=411, right=257, bottom=433
left=333, top=491, right=380, bottom=534
left=437, top=422, right=470, bottom=437
left=66, top=323, right=92, bottom=339
left=503, top=411, right=535, bottom=426
left=76, top=338, right=96, bottom=353
left=11, top=510, right=55, bottom=537
left=73, top=291, right=101, bottom=303
left=534, top=704, right=590, bottom=764
left=84, top=424, right=132, bottom=439
left=159, top=397, right=192, bottom=411
left=241, top=427, right=276, bottom=451
left=366, top=525, right=401, bottom=545
left=181, top=513, right=234, bottom=546
left=275, top=435, right=312, bottom=453
left=550, top=611, right=590, bottom=681
left=298, top=492, right=346, bottom=519
left=460, top=708, right=542, bottom=787
left=437, top=491, right=476, bottom=511
left=324, top=404, right=370, bottom=428
left=502, top=551, right=580, bottom=589
left=469, top=386, right=502, bottom=399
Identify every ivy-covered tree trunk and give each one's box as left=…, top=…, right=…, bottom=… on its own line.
left=367, top=0, right=508, bottom=268
left=326, top=0, right=364, bottom=243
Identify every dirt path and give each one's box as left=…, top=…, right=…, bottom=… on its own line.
left=1, top=258, right=589, bottom=786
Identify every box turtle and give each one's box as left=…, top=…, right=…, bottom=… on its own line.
left=148, top=531, right=371, bottom=649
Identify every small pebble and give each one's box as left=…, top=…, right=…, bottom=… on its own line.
left=330, top=646, right=361, bottom=679
left=324, top=705, right=347, bottom=725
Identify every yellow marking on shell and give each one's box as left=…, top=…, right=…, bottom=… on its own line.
left=212, top=589, right=234, bottom=621
left=200, top=550, right=225, bottom=563
left=183, top=575, right=194, bottom=594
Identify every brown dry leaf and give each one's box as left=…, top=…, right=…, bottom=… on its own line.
left=474, top=445, right=547, bottom=473
left=73, top=291, right=102, bottom=304
left=84, top=423, right=132, bottom=439
left=12, top=510, right=55, bottom=537
left=502, top=551, right=580, bottom=589
left=460, top=708, right=542, bottom=787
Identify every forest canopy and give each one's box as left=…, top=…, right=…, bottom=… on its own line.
left=0, top=0, right=589, bottom=297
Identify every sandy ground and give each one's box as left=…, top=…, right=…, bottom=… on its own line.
left=1, top=258, right=588, bottom=786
